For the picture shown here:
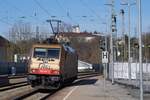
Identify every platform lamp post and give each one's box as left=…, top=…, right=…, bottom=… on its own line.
left=137, top=0, right=143, bottom=100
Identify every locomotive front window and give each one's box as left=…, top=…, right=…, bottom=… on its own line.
left=34, top=48, right=46, bottom=58
left=47, top=48, right=60, bottom=59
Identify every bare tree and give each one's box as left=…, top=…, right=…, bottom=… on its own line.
left=9, top=21, right=32, bottom=43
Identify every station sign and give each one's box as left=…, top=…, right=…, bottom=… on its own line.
left=102, top=51, right=109, bottom=63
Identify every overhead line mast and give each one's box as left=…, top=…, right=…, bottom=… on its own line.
left=107, top=0, right=117, bottom=84
left=105, top=0, right=116, bottom=84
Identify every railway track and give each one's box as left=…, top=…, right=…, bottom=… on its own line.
left=0, top=72, right=99, bottom=100
left=0, top=81, right=27, bottom=88
left=8, top=75, right=27, bottom=79
left=0, top=72, right=98, bottom=89
left=0, top=82, right=28, bottom=92
left=0, top=71, right=98, bottom=91
left=78, top=72, right=100, bottom=79
left=13, top=89, right=58, bottom=100
left=12, top=88, right=39, bottom=100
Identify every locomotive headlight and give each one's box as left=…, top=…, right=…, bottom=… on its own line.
left=51, top=76, right=60, bottom=81
left=30, top=69, right=36, bottom=73
left=54, top=70, right=59, bottom=74
left=32, top=69, right=35, bottom=72
left=28, top=75, right=37, bottom=80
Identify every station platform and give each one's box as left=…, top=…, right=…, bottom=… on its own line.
left=49, top=76, right=140, bottom=100
left=115, top=79, right=150, bottom=92
left=67, top=77, right=137, bottom=100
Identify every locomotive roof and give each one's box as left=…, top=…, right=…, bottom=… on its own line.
left=32, top=44, right=61, bottom=48
left=63, top=45, right=75, bottom=53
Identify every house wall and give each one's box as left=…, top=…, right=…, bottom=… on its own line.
left=0, top=47, right=7, bottom=62
left=0, top=36, right=15, bottom=62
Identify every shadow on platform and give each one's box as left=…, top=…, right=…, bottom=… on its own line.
left=73, top=78, right=98, bottom=86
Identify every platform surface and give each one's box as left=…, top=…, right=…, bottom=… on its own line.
left=49, top=76, right=141, bottom=100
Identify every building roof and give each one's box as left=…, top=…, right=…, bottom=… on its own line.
left=0, top=36, right=10, bottom=46
left=57, top=32, right=99, bottom=37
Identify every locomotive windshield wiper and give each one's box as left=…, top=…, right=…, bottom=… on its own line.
left=35, top=55, right=47, bottom=61
left=49, top=58, right=55, bottom=61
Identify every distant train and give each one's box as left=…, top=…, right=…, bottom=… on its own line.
left=27, top=42, right=78, bottom=89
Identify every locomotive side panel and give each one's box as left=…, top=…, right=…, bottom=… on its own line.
left=62, top=46, right=78, bottom=81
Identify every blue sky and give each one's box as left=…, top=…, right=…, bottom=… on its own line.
left=0, top=0, right=149, bottom=38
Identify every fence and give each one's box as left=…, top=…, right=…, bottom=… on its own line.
left=109, top=62, right=150, bottom=79
left=0, top=62, right=28, bottom=75
left=109, top=62, right=150, bottom=92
